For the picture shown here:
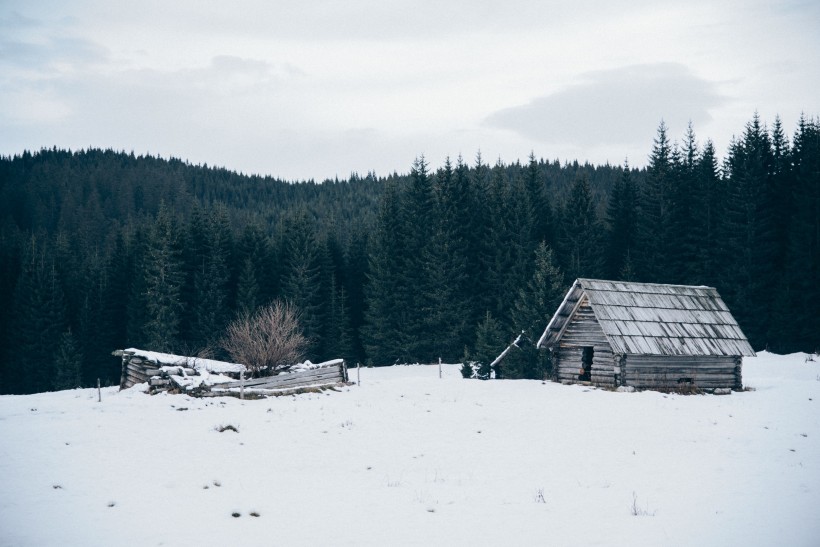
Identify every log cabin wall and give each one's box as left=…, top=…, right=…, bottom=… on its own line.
left=554, top=296, right=618, bottom=387
left=623, top=355, right=740, bottom=390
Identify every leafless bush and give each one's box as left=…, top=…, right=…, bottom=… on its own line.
left=221, top=300, right=308, bottom=376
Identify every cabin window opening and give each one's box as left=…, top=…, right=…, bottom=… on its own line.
left=580, top=347, right=593, bottom=381
left=677, top=377, right=693, bottom=385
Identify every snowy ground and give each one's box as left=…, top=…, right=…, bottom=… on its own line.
left=1, top=352, right=818, bottom=546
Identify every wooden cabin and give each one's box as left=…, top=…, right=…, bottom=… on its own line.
left=536, top=279, right=755, bottom=391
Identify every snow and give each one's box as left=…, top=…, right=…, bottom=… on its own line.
left=1, top=352, right=818, bottom=546
left=122, top=348, right=246, bottom=374
left=167, top=371, right=237, bottom=391
left=289, top=358, right=345, bottom=371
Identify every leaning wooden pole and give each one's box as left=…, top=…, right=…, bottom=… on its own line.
left=490, top=332, right=525, bottom=370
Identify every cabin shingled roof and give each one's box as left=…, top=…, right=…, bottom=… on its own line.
left=537, top=279, right=755, bottom=357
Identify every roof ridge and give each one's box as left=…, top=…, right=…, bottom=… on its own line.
left=578, top=278, right=715, bottom=290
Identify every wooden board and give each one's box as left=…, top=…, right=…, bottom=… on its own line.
left=218, top=363, right=346, bottom=390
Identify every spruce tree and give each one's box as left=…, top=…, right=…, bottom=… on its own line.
left=778, top=115, right=820, bottom=351
left=483, top=161, right=517, bottom=322
left=636, top=121, right=673, bottom=281
left=453, top=155, right=485, bottom=333
left=236, top=257, right=260, bottom=317
left=0, top=228, right=22, bottom=394
left=126, top=226, right=149, bottom=348
left=191, top=205, right=232, bottom=348
left=508, top=242, right=564, bottom=380
left=102, top=232, right=131, bottom=358
left=722, top=114, right=775, bottom=347
left=472, top=311, right=504, bottom=379
left=344, top=227, right=369, bottom=364
left=526, top=152, right=554, bottom=247
left=668, top=132, right=699, bottom=284
left=417, top=158, right=471, bottom=361
left=363, top=183, right=411, bottom=364
left=324, top=274, right=354, bottom=362
left=605, top=161, right=638, bottom=279
left=401, top=157, right=436, bottom=360
left=511, top=242, right=565, bottom=337
left=770, top=116, right=795, bottom=258
left=692, top=140, right=726, bottom=287
left=559, top=175, right=603, bottom=281
left=468, top=153, right=496, bottom=324
left=236, top=221, right=275, bottom=305
left=142, top=204, right=185, bottom=352
left=419, top=220, right=470, bottom=361
left=279, top=209, right=325, bottom=359
left=12, top=240, right=67, bottom=393
left=53, top=328, right=83, bottom=390
left=76, top=265, right=112, bottom=386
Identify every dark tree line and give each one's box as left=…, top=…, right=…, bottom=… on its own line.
left=0, top=113, right=818, bottom=393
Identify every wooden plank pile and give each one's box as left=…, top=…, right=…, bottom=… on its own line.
left=115, top=349, right=348, bottom=397
left=213, top=359, right=348, bottom=395
left=115, top=349, right=241, bottom=391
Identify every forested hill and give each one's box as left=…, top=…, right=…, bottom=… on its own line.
left=1, top=113, right=818, bottom=394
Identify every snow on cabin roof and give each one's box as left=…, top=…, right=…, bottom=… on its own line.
left=121, top=348, right=246, bottom=374
left=537, top=279, right=756, bottom=357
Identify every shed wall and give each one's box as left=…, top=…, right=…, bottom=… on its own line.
left=623, top=355, right=741, bottom=390
left=554, top=297, right=618, bottom=387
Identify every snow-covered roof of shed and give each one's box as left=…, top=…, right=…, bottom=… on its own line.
left=121, top=348, right=246, bottom=374
left=536, top=279, right=755, bottom=357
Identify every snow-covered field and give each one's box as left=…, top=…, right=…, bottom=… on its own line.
left=1, top=352, right=818, bottom=546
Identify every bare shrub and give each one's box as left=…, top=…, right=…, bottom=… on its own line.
left=222, top=300, right=308, bottom=376
left=630, top=491, right=655, bottom=516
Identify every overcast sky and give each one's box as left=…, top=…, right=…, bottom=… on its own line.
left=2, top=1, right=818, bottom=181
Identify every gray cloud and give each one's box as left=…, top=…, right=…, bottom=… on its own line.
left=0, top=10, right=40, bottom=31
left=0, top=8, right=109, bottom=75
left=484, top=63, right=726, bottom=147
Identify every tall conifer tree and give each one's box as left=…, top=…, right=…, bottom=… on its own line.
left=279, top=209, right=325, bottom=358
left=363, top=183, right=411, bottom=364
left=636, top=121, right=673, bottom=281
left=142, top=204, right=185, bottom=352
left=605, top=161, right=638, bottom=279
left=560, top=175, right=603, bottom=281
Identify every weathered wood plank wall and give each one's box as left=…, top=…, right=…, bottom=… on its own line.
left=554, top=297, right=618, bottom=387
left=216, top=362, right=348, bottom=392
left=623, top=355, right=740, bottom=389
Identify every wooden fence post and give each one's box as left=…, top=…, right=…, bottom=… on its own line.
left=357, top=362, right=361, bottom=386
left=97, top=378, right=101, bottom=402
left=439, top=358, right=442, bottom=379
left=240, top=370, right=245, bottom=400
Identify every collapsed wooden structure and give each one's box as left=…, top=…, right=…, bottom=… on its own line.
left=210, top=359, right=348, bottom=395
left=115, top=349, right=245, bottom=390
left=115, top=348, right=348, bottom=396
left=537, top=279, right=755, bottom=391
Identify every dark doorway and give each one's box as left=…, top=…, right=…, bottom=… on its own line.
left=580, top=346, right=593, bottom=381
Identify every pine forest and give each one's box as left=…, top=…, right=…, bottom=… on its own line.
left=0, top=114, right=818, bottom=394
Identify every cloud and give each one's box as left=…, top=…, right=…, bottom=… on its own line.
left=0, top=5, right=110, bottom=70
left=0, top=10, right=40, bottom=30
left=484, top=63, right=725, bottom=147
left=0, top=36, right=108, bottom=69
